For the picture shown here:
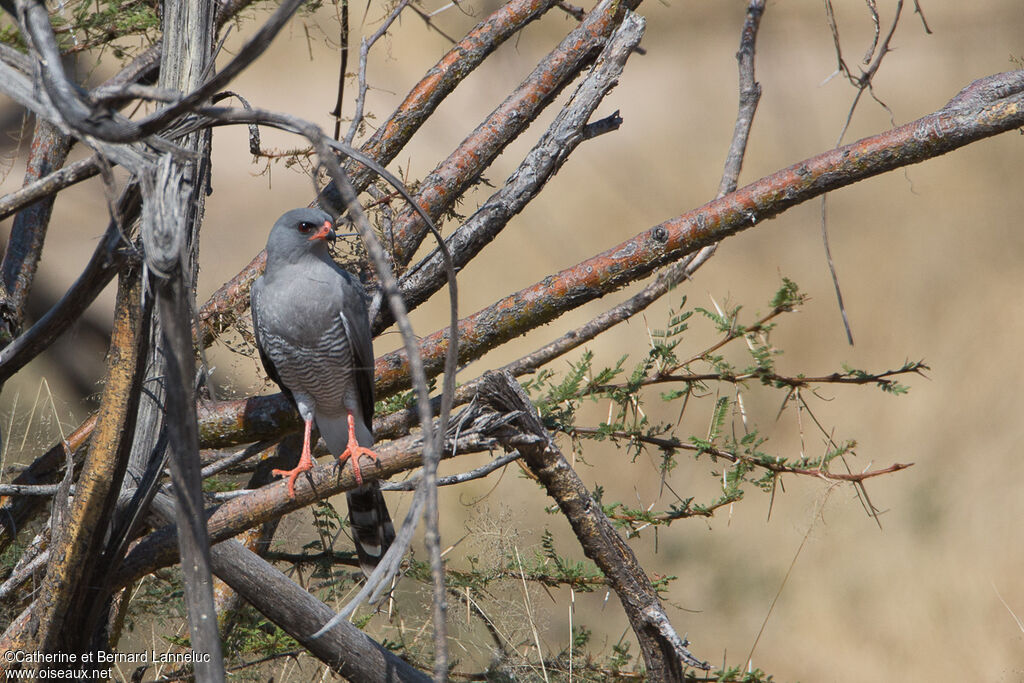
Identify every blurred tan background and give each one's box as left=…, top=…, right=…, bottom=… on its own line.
left=2, top=0, right=1023, bottom=680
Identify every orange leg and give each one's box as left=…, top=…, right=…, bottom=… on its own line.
left=338, top=411, right=381, bottom=485
left=272, top=418, right=315, bottom=498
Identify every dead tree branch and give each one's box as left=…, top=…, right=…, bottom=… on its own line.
left=209, top=540, right=430, bottom=682
left=478, top=371, right=709, bottom=679
left=0, top=120, right=71, bottom=348
left=23, top=264, right=146, bottom=669
left=384, top=0, right=639, bottom=274
left=371, top=70, right=1024, bottom=397
left=0, top=187, right=139, bottom=383
left=395, top=8, right=646, bottom=325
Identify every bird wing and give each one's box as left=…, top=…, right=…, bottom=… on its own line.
left=251, top=277, right=293, bottom=403
left=332, top=269, right=396, bottom=577
left=336, top=269, right=375, bottom=432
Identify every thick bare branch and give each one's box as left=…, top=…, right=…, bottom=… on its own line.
left=371, top=71, right=1024, bottom=397
left=0, top=120, right=70, bottom=347
left=0, top=187, right=139, bottom=384
left=25, top=264, right=146, bottom=667
left=393, top=8, right=646, bottom=329
left=0, top=156, right=99, bottom=223
left=209, top=540, right=430, bottom=681
left=385, top=0, right=639, bottom=269
left=111, top=426, right=502, bottom=593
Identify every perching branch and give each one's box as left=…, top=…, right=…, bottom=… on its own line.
left=110, top=416, right=507, bottom=593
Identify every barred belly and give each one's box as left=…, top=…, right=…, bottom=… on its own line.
left=261, top=317, right=355, bottom=415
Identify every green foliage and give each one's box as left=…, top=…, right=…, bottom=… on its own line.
left=771, top=277, right=802, bottom=310
left=841, top=359, right=927, bottom=394
left=376, top=376, right=437, bottom=413
left=201, top=475, right=239, bottom=493
left=220, top=605, right=300, bottom=661
left=304, top=499, right=359, bottom=602
left=0, top=20, right=25, bottom=51
left=522, top=277, right=919, bottom=536
left=1, top=1, right=161, bottom=59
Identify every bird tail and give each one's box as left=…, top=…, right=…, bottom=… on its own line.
left=346, top=482, right=396, bottom=577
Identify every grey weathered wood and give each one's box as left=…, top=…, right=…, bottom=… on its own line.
left=479, top=371, right=708, bottom=680
left=140, top=482, right=428, bottom=681
left=138, top=0, right=223, bottom=679
left=210, top=539, right=430, bottom=682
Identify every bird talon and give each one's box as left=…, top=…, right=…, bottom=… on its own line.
left=339, top=445, right=381, bottom=486
left=336, top=411, right=382, bottom=486
left=272, top=463, right=313, bottom=498
left=272, top=419, right=315, bottom=498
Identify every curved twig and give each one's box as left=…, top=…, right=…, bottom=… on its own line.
left=199, top=0, right=560, bottom=349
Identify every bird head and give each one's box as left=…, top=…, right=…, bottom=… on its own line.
left=265, top=208, right=337, bottom=262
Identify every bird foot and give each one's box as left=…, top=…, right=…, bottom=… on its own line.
left=272, top=461, right=314, bottom=498
left=338, top=444, right=382, bottom=486
left=273, top=419, right=315, bottom=498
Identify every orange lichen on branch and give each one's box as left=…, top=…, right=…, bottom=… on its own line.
left=388, top=0, right=635, bottom=266
left=372, top=71, right=1024, bottom=396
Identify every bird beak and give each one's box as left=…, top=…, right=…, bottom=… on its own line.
left=309, top=220, right=336, bottom=242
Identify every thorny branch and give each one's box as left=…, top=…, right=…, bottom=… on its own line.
left=0, top=0, right=1020, bottom=678
left=480, top=371, right=709, bottom=677
left=570, top=428, right=913, bottom=483
left=370, top=70, right=1024, bottom=398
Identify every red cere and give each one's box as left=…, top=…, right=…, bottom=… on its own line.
left=308, top=221, right=334, bottom=242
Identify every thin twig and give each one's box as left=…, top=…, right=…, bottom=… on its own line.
left=572, top=426, right=913, bottom=482
left=344, top=0, right=410, bottom=145
left=330, top=0, right=350, bottom=141
left=821, top=0, right=906, bottom=346
left=382, top=450, right=520, bottom=491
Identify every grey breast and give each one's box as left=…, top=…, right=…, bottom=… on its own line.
left=259, top=314, right=357, bottom=417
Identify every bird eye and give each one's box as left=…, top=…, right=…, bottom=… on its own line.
left=298, top=222, right=314, bottom=233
